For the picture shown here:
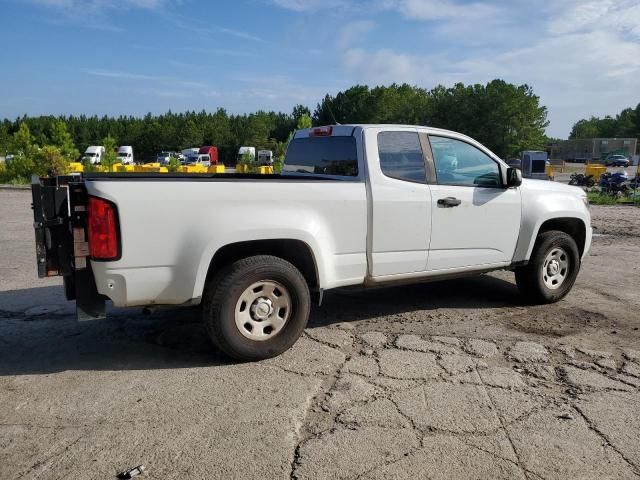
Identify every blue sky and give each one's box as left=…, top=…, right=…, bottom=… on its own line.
left=1, top=0, right=639, bottom=137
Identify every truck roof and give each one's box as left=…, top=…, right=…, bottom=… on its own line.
left=292, top=125, right=505, bottom=163
left=294, top=124, right=482, bottom=138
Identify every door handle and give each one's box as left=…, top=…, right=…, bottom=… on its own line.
left=437, top=197, right=462, bottom=208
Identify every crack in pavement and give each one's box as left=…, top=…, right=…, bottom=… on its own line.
left=477, top=367, right=531, bottom=480
left=573, top=405, right=640, bottom=476
left=459, top=438, right=548, bottom=480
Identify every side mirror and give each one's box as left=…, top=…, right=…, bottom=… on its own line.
left=506, top=167, right=522, bottom=187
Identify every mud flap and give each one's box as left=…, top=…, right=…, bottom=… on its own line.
left=65, top=272, right=106, bottom=321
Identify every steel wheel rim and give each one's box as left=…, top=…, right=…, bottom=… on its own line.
left=235, top=280, right=291, bottom=341
left=542, top=247, right=569, bottom=290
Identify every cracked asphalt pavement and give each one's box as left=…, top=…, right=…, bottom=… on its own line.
left=1, top=189, right=639, bottom=479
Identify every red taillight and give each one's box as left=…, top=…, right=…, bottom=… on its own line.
left=310, top=126, right=333, bottom=137
left=88, top=196, right=120, bottom=260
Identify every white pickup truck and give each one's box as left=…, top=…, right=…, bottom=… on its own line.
left=31, top=125, right=591, bottom=360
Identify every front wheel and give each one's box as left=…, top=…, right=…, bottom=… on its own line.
left=203, top=255, right=310, bottom=361
left=515, top=231, right=581, bottom=304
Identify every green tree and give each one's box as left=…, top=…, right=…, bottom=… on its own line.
left=179, top=119, right=203, bottom=149
left=12, top=123, right=37, bottom=157
left=0, top=123, right=10, bottom=154
left=101, top=135, right=119, bottom=170
left=49, top=119, right=79, bottom=160
left=34, top=145, right=68, bottom=177
left=569, top=103, right=640, bottom=139
left=297, top=113, right=312, bottom=130
left=6, top=123, right=37, bottom=182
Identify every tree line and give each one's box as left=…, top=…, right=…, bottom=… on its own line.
left=1, top=79, right=553, bottom=182
left=569, top=103, right=640, bottom=140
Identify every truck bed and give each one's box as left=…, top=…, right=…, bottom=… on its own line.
left=84, top=172, right=348, bottom=182
left=32, top=173, right=368, bottom=315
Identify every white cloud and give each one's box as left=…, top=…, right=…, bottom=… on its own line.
left=270, top=0, right=346, bottom=11
left=549, top=0, right=640, bottom=37
left=216, top=27, right=266, bottom=43
left=84, top=69, right=209, bottom=89
left=30, top=0, right=172, bottom=9
left=339, top=0, right=640, bottom=137
left=337, top=20, right=375, bottom=48
left=379, top=0, right=500, bottom=21
left=28, top=0, right=176, bottom=30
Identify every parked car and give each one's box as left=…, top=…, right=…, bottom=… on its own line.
left=82, top=146, right=105, bottom=165
left=117, top=146, right=134, bottom=165
left=605, top=155, right=630, bottom=167
left=31, top=124, right=591, bottom=361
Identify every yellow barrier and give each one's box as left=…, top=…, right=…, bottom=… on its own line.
left=259, top=166, right=274, bottom=174
left=207, top=165, right=226, bottom=174
left=236, top=164, right=249, bottom=173
left=68, top=162, right=84, bottom=172
left=585, top=165, right=606, bottom=179
left=116, top=164, right=135, bottom=172
left=178, top=165, right=207, bottom=173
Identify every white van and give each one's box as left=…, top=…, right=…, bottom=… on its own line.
left=83, top=146, right=105, bottom=165
left=117, top=146, right=134, bottom=165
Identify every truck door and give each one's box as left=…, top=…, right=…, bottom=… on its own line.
left=365, top=127, right=432, bottom=277
left=425, top=135, right=521, bottom=271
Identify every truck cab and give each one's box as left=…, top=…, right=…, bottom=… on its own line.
left=117, top=146, right=134, bottom=165
left=82, top=146, right=105, bottom=165
left=258, top=150, right=273, bottom=166
left=196, top=146, right=218, bottom=166
left=237, top=146, right=255, bottom=165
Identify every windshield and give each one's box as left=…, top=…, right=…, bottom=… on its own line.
left=283, top=136, right=358, bottom=176
left=84, top=152, right=97, bottom=157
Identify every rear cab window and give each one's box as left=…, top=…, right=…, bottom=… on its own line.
left=283, top=131, right=358, bottom=177
left=377, top=131, right=426, bottom=183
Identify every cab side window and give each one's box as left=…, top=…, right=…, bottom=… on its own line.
left=429, top=136, right=501, bottom=187
left=378, top=131, right=426, bottom=183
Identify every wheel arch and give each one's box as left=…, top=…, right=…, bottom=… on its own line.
left=202, top=239, right=320, bottom=294
left=535, top=217, right=587, bottom=257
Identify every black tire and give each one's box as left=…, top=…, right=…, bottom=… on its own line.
left=202, top=255, right=310, bottom=361
left=515, top=231, right=580, bottom=304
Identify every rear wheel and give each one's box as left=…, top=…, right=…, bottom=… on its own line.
left=203, top=255, right=310, bottom=361
left=515, top=231, right=580, bottom=304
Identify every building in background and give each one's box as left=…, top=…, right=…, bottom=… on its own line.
left=549, top=138, right=638, bottom=163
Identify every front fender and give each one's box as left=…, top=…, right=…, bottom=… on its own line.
left=512, top=185, right=591, bottom=263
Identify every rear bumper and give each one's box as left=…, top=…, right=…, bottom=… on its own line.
left=92, top=263, right=196, bottom=307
